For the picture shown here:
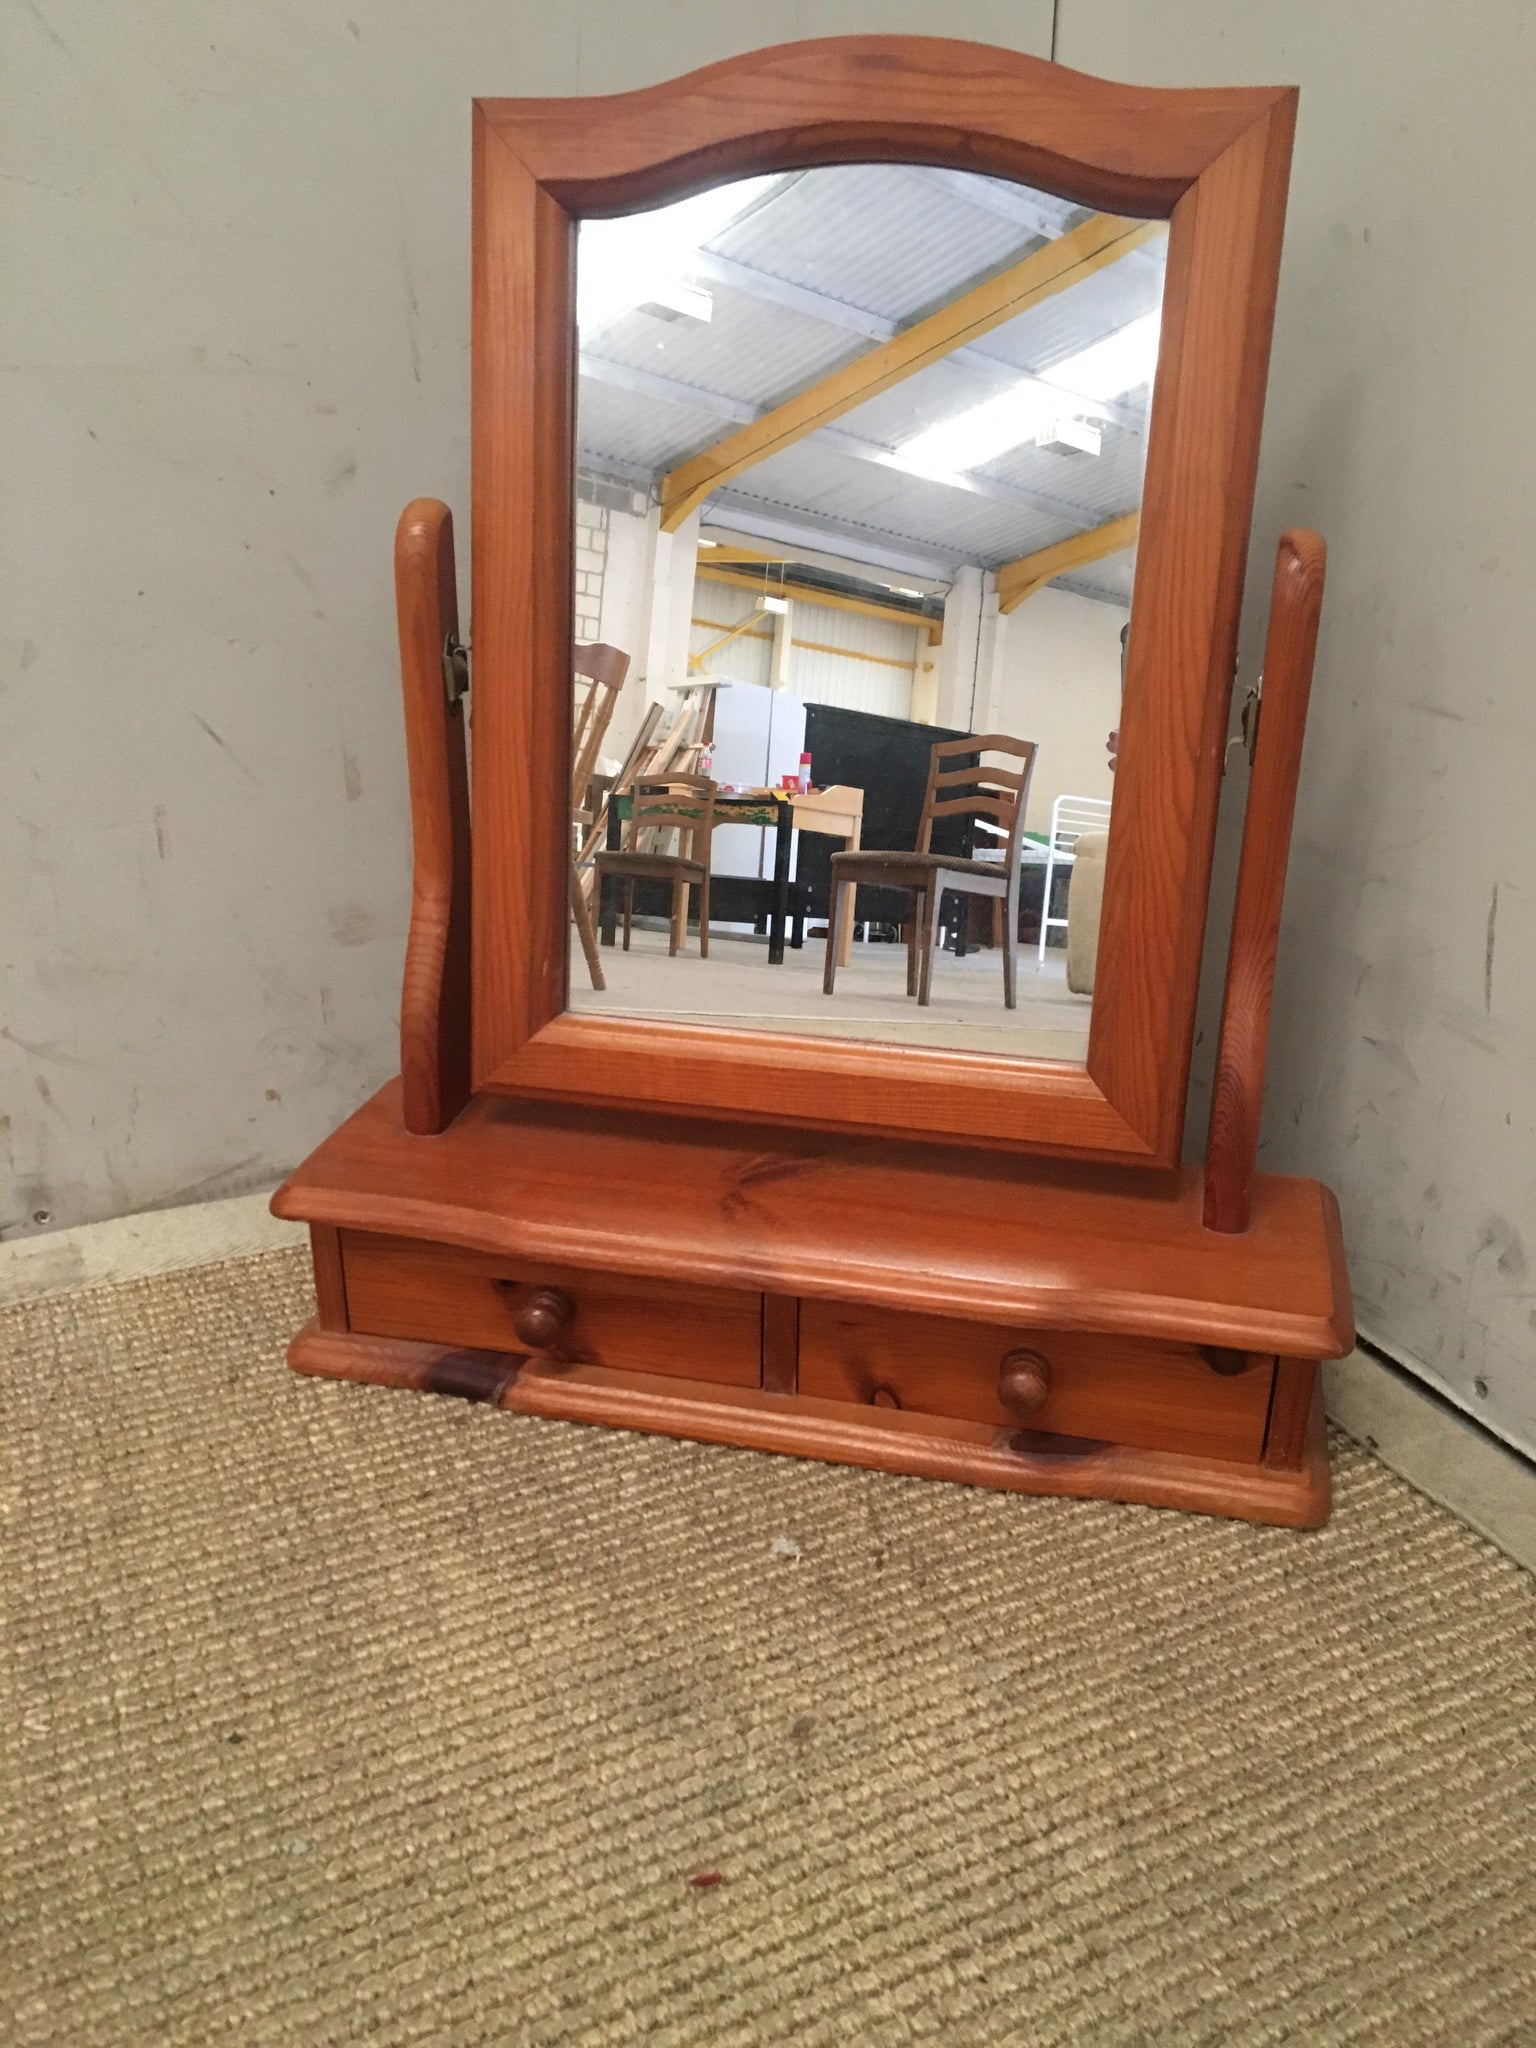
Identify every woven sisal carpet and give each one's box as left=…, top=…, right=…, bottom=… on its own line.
left=2, top=1248, right=1533, bottom=2047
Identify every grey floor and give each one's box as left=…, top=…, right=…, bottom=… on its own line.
left=570, top=921, right=1093, bottom=1060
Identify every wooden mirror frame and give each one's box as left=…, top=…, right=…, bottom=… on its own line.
left=469, top=36, right=1296, bottom=1166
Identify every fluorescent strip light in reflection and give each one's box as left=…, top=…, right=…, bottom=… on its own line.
left=894, top=383, right=1063, bottom=481
left=1042, top=311, right=1163, bottom=408
left=578, top=178, right=781, bottom=334
left=890, top=311, right=1162, bottom=478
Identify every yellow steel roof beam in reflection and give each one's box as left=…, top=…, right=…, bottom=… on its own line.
left=994, top=510, right=1142, bottom=614
left=658, top=213, right=1159, bottom=533
left=696, top=563, right=942, bottom=641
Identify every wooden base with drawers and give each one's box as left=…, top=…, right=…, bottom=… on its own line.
left=273, top=1080, right=1347, bottom=1529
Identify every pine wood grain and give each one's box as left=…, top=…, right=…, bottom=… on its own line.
left=479, top=38, right=1290, bottom=218
left=308, top=1224, right=349, bottom=1332
left=797, top=1302, right=1274, bottom=1462
left=468, top=37, right=1299, bottom=1166
left=287, top=1321, right=1332, bottom=1529
left=1086, top=95, right=1297, bottom=1164
left=471, top=111, right=574, bottom=1077
left=761, top=1294, right=800, bottom=1395
left=1263, top=1357, right=1320, bottom=1471
left=395, top=500, right=471, bottom=1135
left=273, top=1082, right=1353, bottom=1360
left=1205, top=531, right=1327, bottom=1231
left=341, top=1229, right=762, bottom=1388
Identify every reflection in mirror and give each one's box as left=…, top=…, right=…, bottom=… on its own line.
left=566, top=164, right=1166, bottom=1063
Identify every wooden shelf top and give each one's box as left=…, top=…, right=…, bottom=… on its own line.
left=273, top=1082, right=1353, bottom=1358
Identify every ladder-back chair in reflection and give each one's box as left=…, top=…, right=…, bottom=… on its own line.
left=569, top=643, right=631, bottom=993
left=572, top=644, right=631, bottom=805
left=823, top=734, right=1038, bottom=1009
left=593, top=774, right=717, bottom=958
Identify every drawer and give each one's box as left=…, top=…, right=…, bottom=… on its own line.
left=797, top=1302, right=1274, bottom=1462
left=340, top=1231, right=762, bottom=1388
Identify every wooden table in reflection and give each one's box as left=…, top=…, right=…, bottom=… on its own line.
left=604, top=784, right=864, bottom=965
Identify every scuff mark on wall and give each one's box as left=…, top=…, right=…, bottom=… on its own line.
left=326, top=905, right=378, bottom=947
left=400, top=231, right=423, bottom=385
left=1361, top=1036, right=1419, bottom=1086
left=153, top=804, right=170, bottom=859
left=156, top=1155, right=265, bottom=1207
left=1474, top=1215, right=1527, bottom=1282
left=2, top=1026, right=97, bottom=1071
left=1484, top=883, right=1498, bottom=1012
left=191, top=714, right=258, bottom=785
left=285, top=551, right=321, bottom=601
left=342, top=751, right=363, bottom=802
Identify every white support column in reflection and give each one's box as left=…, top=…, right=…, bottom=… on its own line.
left=596, top=494, right=658, bottom=763
left=933, top=564, right=982, bottom=731
left=640, top=505, right=702, bottom=709
left=975, top=575, right=1010, bottom=733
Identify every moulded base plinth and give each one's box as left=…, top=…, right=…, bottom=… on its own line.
left=287, top=1319, right=1332, bottom=1530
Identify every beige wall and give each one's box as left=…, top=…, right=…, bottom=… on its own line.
left=988, top=586, right=1124, bottom=834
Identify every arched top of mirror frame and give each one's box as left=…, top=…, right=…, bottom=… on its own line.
left=469, top=36, right=1298, bottom=1167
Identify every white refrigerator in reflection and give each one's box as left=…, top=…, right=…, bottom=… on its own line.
left=702, top=679, right=808, bottom=894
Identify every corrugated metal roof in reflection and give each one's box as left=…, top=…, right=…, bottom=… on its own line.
left=829, top=356, right=1014, bottom=454
left=707, top=164, right=1038, bottom=325
left=573, top=163, right=1164, bottom=590
left=714, top=439, right=1079, bottom=568
left=978, top=425, right=1147, bottom=525
left=576, top=379, right=715, bottom=475
left=1059, top=545, right=1138, bottom=606
left=979, top=244, right=1167, bottom=378
left=584, top=287, right=857, bottom=409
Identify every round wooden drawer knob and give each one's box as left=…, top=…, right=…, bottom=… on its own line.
left=510, top=1286, right=574, bottom=1351
left=997, top=1348, right=1052, bottom=1414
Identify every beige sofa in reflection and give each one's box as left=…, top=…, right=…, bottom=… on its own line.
left=1065, top=830, right=1109, bottom=996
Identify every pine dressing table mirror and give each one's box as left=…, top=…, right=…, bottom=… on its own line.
left=272, top=37, right=1353, bottom=1527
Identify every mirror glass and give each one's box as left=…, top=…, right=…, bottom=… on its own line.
left=566, top=164, right=1166, bottom=1063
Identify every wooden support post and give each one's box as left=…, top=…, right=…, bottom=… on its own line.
left=396, top=499, right=473, bottom=1136
left=309, top=1223, right=349, bottom=1331
left=1204, top=530, right=1326, bottom=1232
left=1263, top=1357, right=1318, bottom=1470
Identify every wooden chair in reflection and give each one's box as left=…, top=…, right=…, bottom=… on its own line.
left=593, top=774, right=717, bottom=958
left=572, top=643, right=631, bottom=802
left=822, top=733, right=1038, bottom=1009
left=569, top=643, right=631, bottom=992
